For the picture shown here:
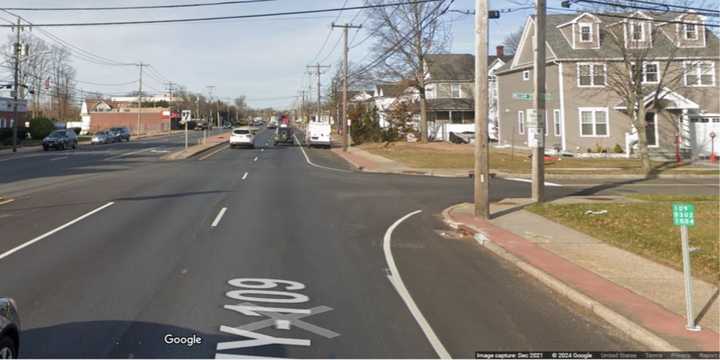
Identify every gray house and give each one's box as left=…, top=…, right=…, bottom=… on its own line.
left=496, top=11, right=720, bottom=158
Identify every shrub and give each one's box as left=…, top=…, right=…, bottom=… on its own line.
left=586, top=148, right=593, bottom=153
left=0, top=128, right=28, bottom=145
left=613, top=144, right=624, bottom=153
left=350, top=107, right=383, bottom=145
left=29, top=117, right=56, bottom=140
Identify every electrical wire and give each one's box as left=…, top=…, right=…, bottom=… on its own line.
left=0, top=0, right=441, bottom=27
left=3, top=0, right=281, bottom=11
left=549, top=6, right=720, bottom=27
left=570, top=0, right=720, bottom=18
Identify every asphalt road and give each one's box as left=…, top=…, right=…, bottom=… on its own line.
left=3, top=127, right=712, bottom=357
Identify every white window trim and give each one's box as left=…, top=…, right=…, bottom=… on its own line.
left=642, top=61, right=661, bottom=84
left=450, top=83, right=462, bottom=98
left=630, top=22, right=645, bottom=42
left=522, top=70, right=530, bottom=81
left=577, top=62, right=606, bottom=87
left=578, top=107, right=610, bottom=138
left=518, top=110, right=525, bottom=135
left=553, top=109, right=562, bottom=136
left=684, top=23, right=698, bottom=40
left=579, top=23, right=593, bottom=43
left=683, top=61, right=716, bottom=87
left=645, top=112, right=660, bottom=148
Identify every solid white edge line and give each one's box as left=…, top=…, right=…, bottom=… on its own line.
left=0, top=202, right=115, bottom=261
left=199, top=144, right=229, bottom=161
left=293, top=134, right=351, bottom=173
left=211, top=207, right=228, bottom=228
left=383, top=210, right=451, bottom=359
left=50, top=156, right=69, bottom=161
left=242, top=172, right=248, bottom=180
left=504, top=177, right=563, bottom=187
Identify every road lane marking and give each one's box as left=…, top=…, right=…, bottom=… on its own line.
left=106, top=147, right=156, bottom=160
left=0, top=202, right=115, bottom=261
left=293, top=134, right=351, bottom=173
left=242, top=172, right=248, bottom=180
left=199, top=145, right=229, bottom=160
left=261, top=148, right=264, bottom=152
left=50, top=156, right=69, bottom=161
left=253, top=156, right=258, bottom=162
left=383, top=210, right=451, bottom=359
left=504, top=177, right=563, bottom=187
left=211, top=207, right=228, bottom=228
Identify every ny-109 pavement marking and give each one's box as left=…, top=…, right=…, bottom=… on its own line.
left=216, top=278, right=339, bottom=357
left=0, top=202, right=115, bottom=261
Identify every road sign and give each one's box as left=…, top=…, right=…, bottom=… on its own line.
left=181, top=110, right=192, bottom=124
left=512, top=92, right=554, bottom=101
left=672, top=203, right=695, bottom=227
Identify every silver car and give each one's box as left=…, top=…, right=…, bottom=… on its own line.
left=91, top=131, right=113, bottom=145
left=0, top=298, right=19, bottom=359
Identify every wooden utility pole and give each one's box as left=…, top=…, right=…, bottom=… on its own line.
left=137, top=63, right=144, bottom=136
left=306, top=64, right=330, bottom=123
left=332, top=22, right=361, bottom=152
left=532, top=0, right=547, bottom=202
left=474, top=0, right=490, bottom=218
left=11, top=18, right=27, bottom=153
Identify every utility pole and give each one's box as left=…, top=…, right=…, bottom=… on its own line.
left=11, top=18, right=27, bottom=153
left=332, top=23, right=361, bottom=152
left=137, top=63, right=144, bottom=136
left=306, top=64, right=330, bottom=123
left=474, top=0, right=490, bottom=218
left=532, top=0, right=547, bottom=202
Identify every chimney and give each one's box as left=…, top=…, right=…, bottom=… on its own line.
left=496, top=45, right=504, bottom=58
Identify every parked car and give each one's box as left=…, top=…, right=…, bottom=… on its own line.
left=267, top=121, right=277, bottom=130
left=195, top=121, right=209, bottom=131
left=230, top=127, right=255, bottom=148
left=91, top=131, right=114, bottom=145
left=0, top=298, right=20, bottom=359
left=306, top=121, right=331, bottom=148
left=42, top=129, right=78, bottom=151
left=108, top=127, right=131, bottom=142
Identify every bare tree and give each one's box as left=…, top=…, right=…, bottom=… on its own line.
left=363, top=0, right=450, bottom=142
left=601, top=17, right=687, bottom=175
left=502, top=27, right=523, bottom=54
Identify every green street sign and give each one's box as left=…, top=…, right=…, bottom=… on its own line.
left=672, top=203, right=695, bottom=227
left=511, top=92, right=554, bottom=101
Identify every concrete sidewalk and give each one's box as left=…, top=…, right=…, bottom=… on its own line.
left=331, top=145, right=718, bottom=179
left=443, top=201, right=719, bottom=351
left=331, top=146, right=473, bottom=177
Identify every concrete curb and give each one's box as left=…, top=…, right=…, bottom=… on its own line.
left=440, top=205, right=680, bottom=351
left=162, top=140, right=228, bottom=160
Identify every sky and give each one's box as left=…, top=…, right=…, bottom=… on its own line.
left=0, top=0, right=566, bottom=109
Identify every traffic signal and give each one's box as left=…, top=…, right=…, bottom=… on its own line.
left=489, top=10, right=501, bottom=19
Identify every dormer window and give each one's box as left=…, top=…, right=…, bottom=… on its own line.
left=684, top=23, right=698, bottom=40
left=630, top=22, right=645, bottom=41
left=579, top=23, right=593, bottom=42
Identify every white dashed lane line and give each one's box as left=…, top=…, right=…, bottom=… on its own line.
left=504, top=177, right=563, bottom=187
left=253, top=156, right=258, bottom=162
left=50, top=156, right=69, bottom=161
left=211, top=207, right=228, bottom=228
left=242, top=172, right=248, bottom=180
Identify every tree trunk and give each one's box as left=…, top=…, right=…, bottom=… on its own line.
left=635, top=107, right=653, bottom=176
left=419, top=86, right=428, bottom=143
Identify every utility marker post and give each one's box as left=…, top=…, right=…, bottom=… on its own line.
left=531, top=0, right=547, bottom=203
left=137, top=63, right=145, bottom=136
left=11, top=17, right=28, bottom=153
left=672, top=203, right=701, bottom=332
left=332, top=23, right=361, bottom=152
left=473, top=0, right=490, bottom=218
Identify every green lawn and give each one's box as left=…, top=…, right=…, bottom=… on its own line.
left=527, top=195, right=720, bottom=282
left=359, top=142, right=720, bottom=175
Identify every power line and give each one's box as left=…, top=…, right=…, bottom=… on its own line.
left=569, top=0, right=720, bottom=18
left=550, top=6, right=720, bottom=27
left=2, top=0, right=280, bottom=11
left=0, top=0, right=441, bottom=27
left=75, top=79, right=139, bottom=86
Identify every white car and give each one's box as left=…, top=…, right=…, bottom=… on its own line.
left=230, top=127, right=255, bottom=148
